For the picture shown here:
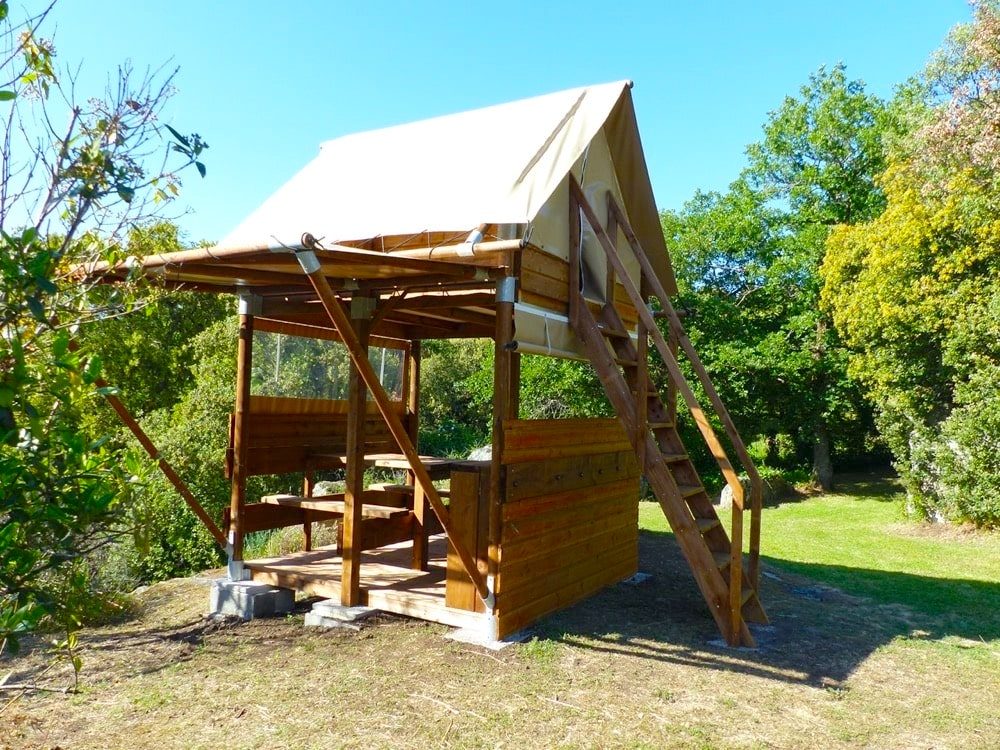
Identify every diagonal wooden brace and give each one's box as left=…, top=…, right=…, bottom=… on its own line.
left=293, top=249, right=492, bottom=607
left=69, top=338, right=227, bottom=548
left=95, top=378, right=227, bottom=548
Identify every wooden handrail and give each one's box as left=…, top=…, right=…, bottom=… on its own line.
left=604, top=193, right=763, bottom=590
left=569, top=178, right=765, bottom=637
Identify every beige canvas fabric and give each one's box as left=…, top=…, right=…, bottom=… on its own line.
left=218, top=80, right=673, bottom=295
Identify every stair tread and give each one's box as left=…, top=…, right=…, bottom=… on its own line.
left=615, top=357, right=639, bottom=367
left=647, top=420, right=674, bottom=429
left=713, top=551, right=733, bottom=569
left=660, top=452, right=688, bottom=462
left=599, top=326, right=630, bottom=339
left=695, top=517, right=721, bottom=532
left=677, top=484, right=705, bottom=498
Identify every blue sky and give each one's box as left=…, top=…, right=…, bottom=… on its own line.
left=33, top=0, right=971, bottom=245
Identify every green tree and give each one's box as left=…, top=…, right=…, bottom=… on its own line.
left=822, top=3, right=1000, bottom=527
left=664, top=65, right=890, bottom=487
left=0, top=1, right=207, bottom=652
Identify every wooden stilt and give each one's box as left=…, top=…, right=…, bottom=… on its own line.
left=408, top=341, right=429, bottom=571
left=489, top=277, right=517, bottom=611
left=303, top=471, right=315, bottom=551
left=228, top=304, right=255, bottom=571
left=342, top=297, right=372, bottom=606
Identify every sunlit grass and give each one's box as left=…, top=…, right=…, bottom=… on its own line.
left=639, top=475, right=1000, bottom=638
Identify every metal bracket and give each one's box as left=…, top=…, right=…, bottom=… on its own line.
left=294, top=249, right=322, bottom=275
left=483, top=574, right=497, bottom=611
left=238, top=293, right=262, bottom=316
left=496, top=276, right=517, bottom=303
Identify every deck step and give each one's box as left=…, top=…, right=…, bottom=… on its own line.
left=647, top=420, right=674, bottom=430
left=615, top=357, right=638, bottom=368
left=695, top=517, right=721, bottom=533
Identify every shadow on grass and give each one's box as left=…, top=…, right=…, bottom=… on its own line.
left=759, top=471, right=903, bottom=509
left=538, top=527, right=998, bottom=688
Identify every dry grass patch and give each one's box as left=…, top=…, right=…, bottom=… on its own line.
left=2, top=480, right=998, bottom=749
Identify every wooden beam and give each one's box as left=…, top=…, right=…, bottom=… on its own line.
left=489, top=278, right=517, bottom=615
left=228, top=306, right=254, bottom=568
left=568, top=183, right=582, bottom=323
left=295, top=250, right=490, bottom=603
left=388, top=239, right=524, bottom=266
left=392, top=291, right=495, bottom=311
left=341, top=299, right=371, bottom=606
left=254, top=316, right=410, bottom=351
left=408, top=341, right=428, bottom=571
left=89, top=378, right=226, bottom=548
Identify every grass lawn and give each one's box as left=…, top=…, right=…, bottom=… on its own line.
left=640, top=474, right=1000, bottom=642
left=2, top=474, right=998, bottom=749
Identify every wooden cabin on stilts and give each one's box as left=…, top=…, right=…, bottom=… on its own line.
left=81, top=81, right=767, bottom=646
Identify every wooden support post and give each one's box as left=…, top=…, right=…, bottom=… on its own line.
left=568, top=184, right=582, bottom=324
left=293, top=249, right=489, bottom=603
left=667, top=320, right=679, bottom=426
left=303, top=471, right=315, bottom=551
left=227, top=297, right=256, bottom=577
left=636, top=316, right=649, bottom=473
left=342, top=295, right=373, bottom=606
left=408, top=341, right=428, bottom=570
left=489, top=277, right=517, bottom=613
left=605, top=192, right=618, bottom=307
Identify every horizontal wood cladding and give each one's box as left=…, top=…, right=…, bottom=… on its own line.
left=248, top=395, right=404, bottom=415
left=232, top=398, right=409, bottom=476
left=519, top=246, right=638, bottom=328
left=501, top=418, right=632, bottom=464
left=496, top=417, right=640, bottom=638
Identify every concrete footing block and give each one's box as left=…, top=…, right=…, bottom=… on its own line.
left=445, top=625, right=534, bottom=651
left=209, top=579, right=295, bottom=621
left=303, top=600, right=377, bottom=630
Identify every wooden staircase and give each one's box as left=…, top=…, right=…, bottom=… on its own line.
left=567, top=178, right=767, bottom=646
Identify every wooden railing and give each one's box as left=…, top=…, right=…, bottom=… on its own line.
left=569, top=178, right=763, bottom=606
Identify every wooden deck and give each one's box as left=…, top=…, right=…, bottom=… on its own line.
left=245, top=534, right=485, bottom=631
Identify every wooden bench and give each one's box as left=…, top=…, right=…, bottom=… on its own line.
left=260, top=493, right=411, bottom=519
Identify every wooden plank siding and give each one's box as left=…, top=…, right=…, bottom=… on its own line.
left=520, top=246, right=639, bottom=328
left=495, top=418, right=640, bottom=638
left=227, top=397, right=411, bottom=477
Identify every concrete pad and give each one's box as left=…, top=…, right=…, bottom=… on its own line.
left=445, top=625, right=534, bottom=651
left=303, top=600, right=377, bottom=630
left=622, top=572, right=653, bottom=586
left=209, top=579, right=294, bottom=620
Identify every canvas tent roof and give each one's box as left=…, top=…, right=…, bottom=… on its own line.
left=81, top=80, right=675, bottom=308
left=219, top=80, right=674, bottom=293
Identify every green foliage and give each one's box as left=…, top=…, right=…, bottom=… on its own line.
left=518, top=355, right=611, bottom=419
left=0, top=2, right=207, bottom=652
left=663, top=65, right=889, bottom=489
left=821, top=7, right=1000, bottom=527
left=80, top=225, right=231, bottom=435
left=418, top=339, right=492, bottom=456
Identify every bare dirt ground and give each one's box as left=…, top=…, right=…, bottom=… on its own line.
left=2, top=531, right=997, bottom=750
